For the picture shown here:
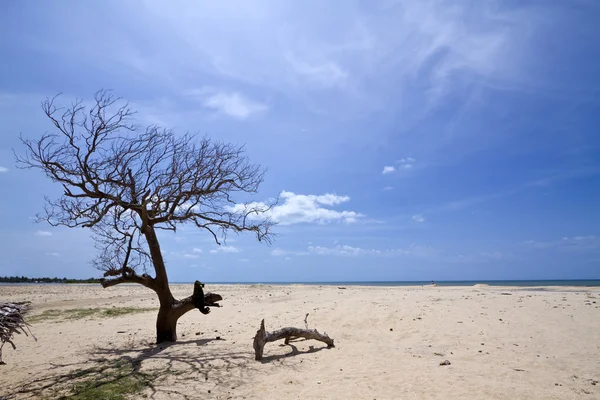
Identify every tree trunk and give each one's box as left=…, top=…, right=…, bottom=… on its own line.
left=153, top=285, right=223, bottom=344
left=156, top=306, right=178, bottom=343
left=143, top=227, right=223, bottom=344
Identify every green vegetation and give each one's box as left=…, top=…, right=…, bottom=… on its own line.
left=45, top=359, right=153, bottom=400
left=64, top=366, right=151, bottom=399
left=27, top=309, right=63, bottom=323
left=0, top=276, right=102, bottom=284
left=28, top=307, right=154, bottom=324
left=102, top=307, right=153, bottom=317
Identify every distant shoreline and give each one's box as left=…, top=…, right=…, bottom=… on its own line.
left=0, top=276, right=102, bottom=284
left=202, top=279, right=600, bottom=287
left=2, top=279, right=599, bottom=287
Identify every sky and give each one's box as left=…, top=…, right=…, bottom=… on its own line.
left=0, top=0, right=599, bottom=282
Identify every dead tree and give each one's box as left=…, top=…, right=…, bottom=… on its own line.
left=16, top=91, right=274, bottom=343
left=0, top=302, right=36, bottom=364
left=253, top=319, right=334, bottom=361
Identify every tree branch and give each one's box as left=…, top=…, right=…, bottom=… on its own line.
left=171, top=290, right=223, bottom=320
left=100, top=271, right=155, bottom=291
left=15, top=91, right=273, bottom=319
left=252, top=319, right=335, bottom=361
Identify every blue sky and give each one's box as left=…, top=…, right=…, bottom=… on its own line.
left=1, top=0, right=599, bottom=282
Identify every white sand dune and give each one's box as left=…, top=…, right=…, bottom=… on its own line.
left=1, top=284, right=599, bottom=399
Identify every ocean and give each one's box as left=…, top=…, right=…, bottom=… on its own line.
left=1, top=280, right=599, bottom=287
left=186, top=280, right=600, bottom=287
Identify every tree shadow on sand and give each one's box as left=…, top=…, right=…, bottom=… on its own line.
left=8, top=335, right=334, bottom=399
left=259, top=339, right=333, bottom=364
left=9, top=338, right=251, bottom=400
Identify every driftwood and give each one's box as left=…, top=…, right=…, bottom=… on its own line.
left=252, top=317, right=334, bottom=361
left=0, top=302, right=36, bottom=364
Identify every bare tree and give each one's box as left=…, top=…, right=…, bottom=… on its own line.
left=15, top=91, right=274, bottom=343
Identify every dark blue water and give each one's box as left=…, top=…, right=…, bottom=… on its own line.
left=193, top=280, right=600, bottom=287
left=2, top=280, right=599, bottom=287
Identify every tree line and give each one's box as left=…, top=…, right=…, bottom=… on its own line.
left=0, top=276, right=102, bottom=284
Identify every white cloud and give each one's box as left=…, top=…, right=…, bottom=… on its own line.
left=383, top=158, right=416, bottom=174
left=308, top=245, right=374, bottom=256
left=238, top=258, right=250, bottom=262
left=170, top=251, right=200, bottom=259
left=449, top=251, right=507, bottom=263
left=229, top=190, right=362, bottom=225
left=272, top=244, right=423, bottom=258
left=412, top=214, right=425, bottom=223
left=306, top=244, right=438, bottom=257
left=45, top=252, right=60, bottom=257
left=397, top=158, right=416, bottom=170
left=383, top=186, right=393, bottom=191
left=35, top=230, right=52, bottom=237
left=181, top=253, right=199, bottom=259
left=210, top=245, right=240, bottom=254
left=0, top=166, right=8, bottom=173
left=525, top=236, right=600, bottom=252
left=272, top=243, right=504, bottom=263
left=270, top=248, right=308, bottom=257
left=192, top=248, right=203, bottom=253
left=202, top=92, right=267, bottom=119
left=36, top=0, right=543, bottom=125
left=285, top=54, right=349, bottom=88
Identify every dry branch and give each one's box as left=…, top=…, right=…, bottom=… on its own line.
left=252, top=319, right=334, bottom=361
left=0, top=302, right=36, bottom=364
left=15, top=91, right=275, bottom=343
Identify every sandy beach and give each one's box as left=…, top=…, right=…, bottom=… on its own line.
left=1, top=283, right=599, bottom=399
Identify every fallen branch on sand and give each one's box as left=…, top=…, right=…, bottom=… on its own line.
left=0, top=302, right=36, bottom=364
left=252, top=316, right=334, bottom=361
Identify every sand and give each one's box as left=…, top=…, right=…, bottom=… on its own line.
left=1, top=283, right=599, bottom=399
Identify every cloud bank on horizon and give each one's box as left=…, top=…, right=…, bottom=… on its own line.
left=0, top=0, right=598, bottom=282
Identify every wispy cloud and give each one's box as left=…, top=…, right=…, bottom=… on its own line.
left=210, top=245, right=240, bottom=254
left=308, top=245, right=383, bottom=257
left=272, top=244, right=432, bottom=258
left=382, top=158, right=416, bottom=175
left=449, top=251, right=508, bottom=264
left=229, top=191, right=362, bottom=225
left=397, top=158, right=415, bottom=170
left=427, top=167, right=600, bottom=214
left=525, top=167, right=600, bottom=188
left=412, top=214, right=425, bottom=223
left=285, top=53, right=349, bottom=88
left=181, top=253, right=200, bottom=259
left=201, top=92, right=267, bottom=119
left=45, top=252, right=60, bottom=257
left=171, top=251, right=200, bottom=259
left=65, top=0, right=538, bottom=119
left=272, top=243, right=507, bottom=264
left=35, top=230, right=52, bottom=237
left=270, top=248, right=302, bottom=257
left=0, top=166, right=8, bottom=173
left=525, top=236, right=600, bottom=252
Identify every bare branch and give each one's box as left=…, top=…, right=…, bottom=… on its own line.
left=99, top=271, right=155, bottom=290
left=15, top=91, right=274, bottom=341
